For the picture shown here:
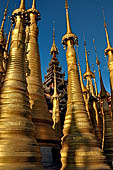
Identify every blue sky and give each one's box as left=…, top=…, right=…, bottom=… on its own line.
left=1, top=0, right=113, bottom=93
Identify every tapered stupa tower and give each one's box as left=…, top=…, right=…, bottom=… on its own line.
left=92, top=64, right=98, bottom=97
left=0, top=1, right=8, bottom=87
left=77, top=49, right=89, bottom=118
left=96, top=51, right=113, bottom=168
left=43, top=24, right=67, bottom=133
left=83, top=37, right=102, bottom=145
left=60, top=0, right=111, bottom=169
left=103, top=9, right=113, bottom=119
left=50, top=21, right=59, bottom=56
left=0, top=0, right=43, bottom=169
left=26, top=1, right=60, bottom=169
left=93, top=38, right=108, bottom=99
left=83, top=38, right=95, bottom=95
left=3, top=24, right=12, bottom=74
left=77, top=47, right=87, bottom=95
left=26, top=0, right=59, bottom=147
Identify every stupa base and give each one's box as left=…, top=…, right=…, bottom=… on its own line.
left=0, top=163, right=44, bottom=170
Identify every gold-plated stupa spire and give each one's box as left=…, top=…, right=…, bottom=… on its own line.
left=77, top=48, right=91, bottom=118
left=77, top=48, right=87, bottom=94
left=62, top=0, right=78, bottom=47
left=3, top=24, right=12, bottom=72
left=94, top=38, right=113, bottom=167
left=102, top=96, right=113, bottom=168
left=0, top=0, right=9, bottom=32
left=93, top=40, right=113, bottom=163
left=0, top=1, right=9, bottom=87
left=60, top=0, right=110, bottom=169
left=32, top=0, right=36, bottom=9
left=19, top=0, right=25, bottom=9
left=12, top=0, right=25, bottom=16
left=0, top=0, right=43, bottom=169
left=103, top=8, right=112, bottom=51
left=4, top=24, right=12, bottom=56
left=50, top=21, right=59, bottom=56
left=52, top=65, right=61, bottom=138
left=83, top=38, right=101, bottom=144
left=103, top=8, right=113, bottom=120
left=97, top=60, right=108, bottom=98
left=92, top=63, right=98, bottom=97
left=94, top=75, right=98, bottom=96
left=65, top=0, right=72, bottom=34
left=83, top=36, right=95, bottom=91
left=93, top=38, right=108, bottom=98
left=26, top=0, right=59, bottom=147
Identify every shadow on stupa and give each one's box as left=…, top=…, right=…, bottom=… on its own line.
left=61, top=105, right=109, bottom=170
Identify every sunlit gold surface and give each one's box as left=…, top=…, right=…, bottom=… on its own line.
left=97, top=56, right=113, bottom=166
left=104, top=18, right=113, bottom=120
left=102, top=98, right=113, bottom=165
left=0, top=2, right=8, bottom=87
left=52, top=65, right=61, bottom=138
left=77, top=52, right=90, bottom=119
left=97, top=59, right=108, bottom=98
left=83, top=39, right=95, bottom=95
left=77, top=51, right=87, bottom=94
left=26, top=0, right=59, bottom=146
left=3, top=25, right=12, bottom=74
left=0, top=0, right=43, bottom=169
left=60, top=0, right=111, bottom=169
left=50, top=22, right=58, bottom=55
left=83, top=38, right=102, bottom=145
left=94, top=76, right=98, bottom=97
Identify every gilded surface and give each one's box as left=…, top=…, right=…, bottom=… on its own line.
left=77, top=52, right=90, bottom=118
left=104, top=17, right=113, bottom=119
left=0, top=2, right=8, bottom=87
left=97, top=56, right=113, bottom=167
left=52, top=65, right=61, bottom=138
left=26, top=0, right=59, bottom=146
left=60, top=0, right=111, bottom=169
left=0, top=0, right=43, bottom=169
left=83, top=39, right=102, bottom=145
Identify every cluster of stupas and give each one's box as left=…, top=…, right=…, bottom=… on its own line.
left=0, top=0, right=113, bottom=169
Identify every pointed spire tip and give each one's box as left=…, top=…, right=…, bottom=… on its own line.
left=83, top=32, right=86, bottom=47
left=32, top=0, right=36, bottom=9
left=50, top=21, right=59, bottom=55
left=0, top=0, right=9, bottom=31
left=53, top=20, right=55, bottom=43
left=65, top=0, right=69, bottom=9
left=19, top=0, right=25, bottom=10
left=102, top=7, right=107, bottom=28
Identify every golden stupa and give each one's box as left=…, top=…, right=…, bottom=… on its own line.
left=103, top=9, right=113, bottom=120
left=60, top=0, right=111, bottom=169
left=0, top=0, right=43, bottom=169
left=96, top=50, right=113, bottom=168
left=0, top=1, right=8, bottom=88
left=25, top=0, right=59, bottom=147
